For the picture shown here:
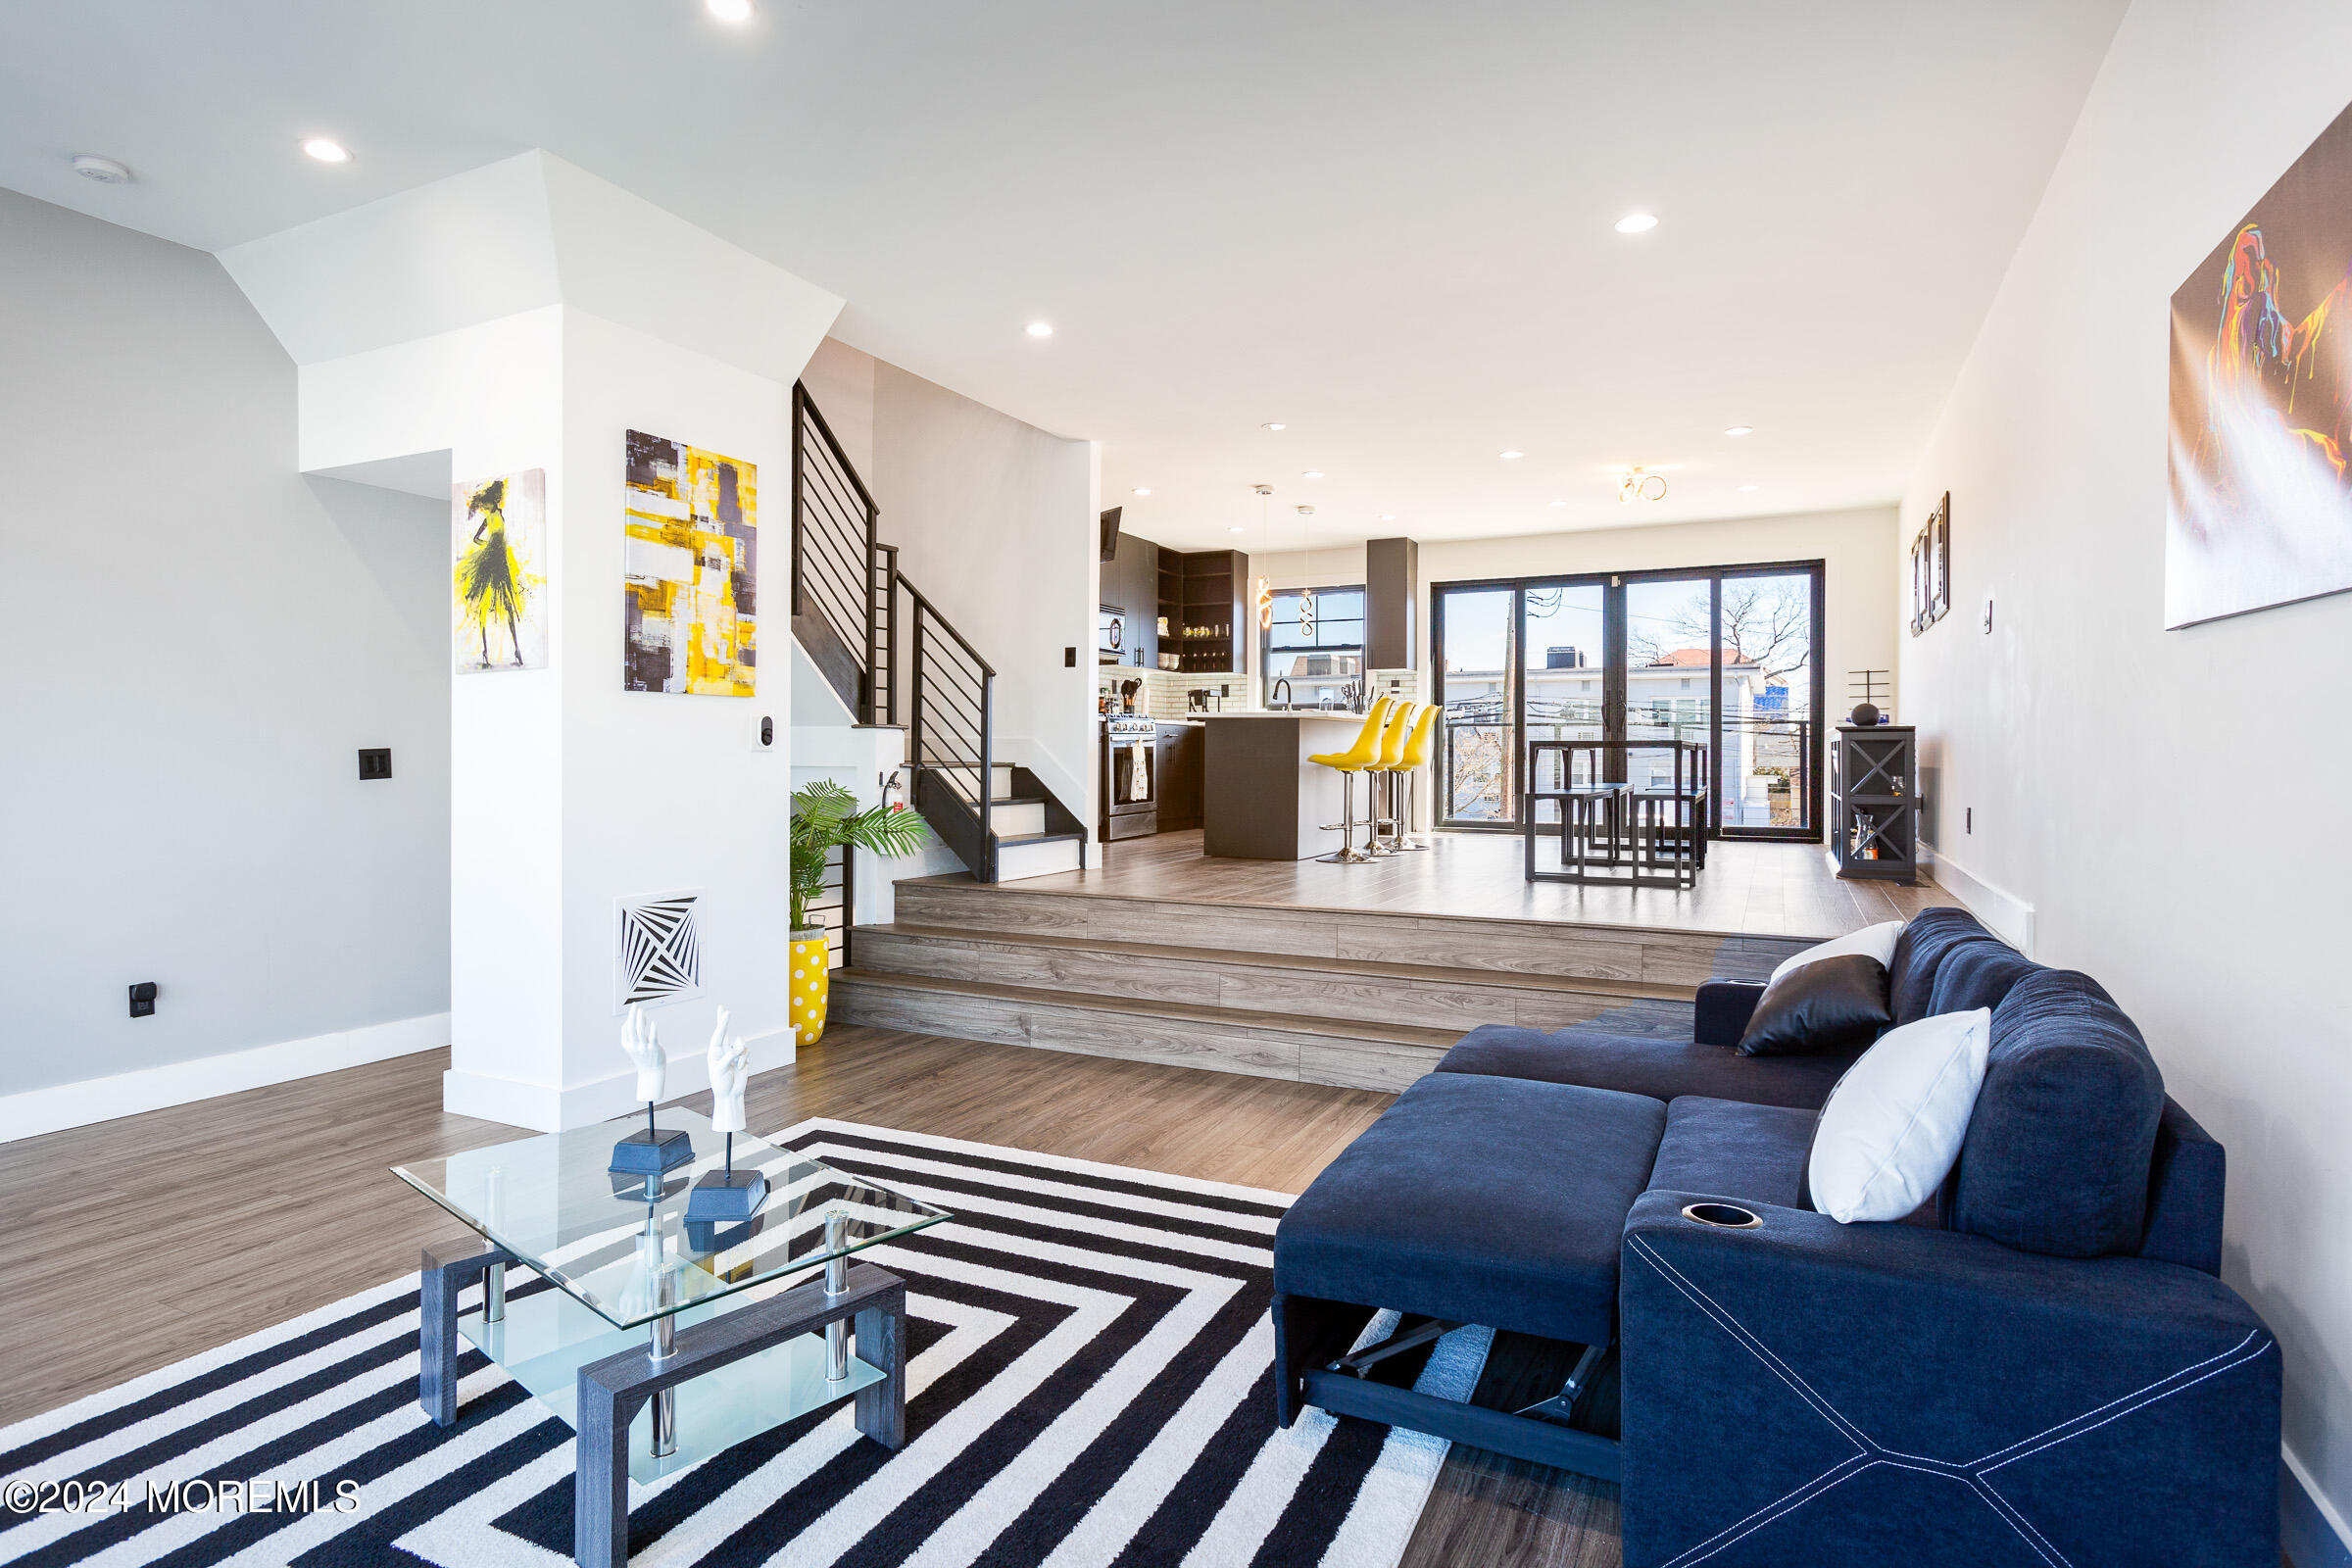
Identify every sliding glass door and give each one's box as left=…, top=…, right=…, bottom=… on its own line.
left=1434, top=562, right=1823, bottom=840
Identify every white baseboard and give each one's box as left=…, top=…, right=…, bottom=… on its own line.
left=442, top=1025, right=798, bottom=1133
left=0, top=1012, right=451, bottom=1145
left=2285, top=1441, right=2352, bottom=1568
left=1923, top=845, right=2036, bottom=956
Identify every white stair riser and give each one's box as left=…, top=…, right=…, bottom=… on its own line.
left=985, top=803, right=1048, bottom=837
left=993, top=838, right=1085, bottom=883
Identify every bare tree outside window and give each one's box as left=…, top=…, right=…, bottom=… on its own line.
left=1627, top=579, right=1810, bottom=688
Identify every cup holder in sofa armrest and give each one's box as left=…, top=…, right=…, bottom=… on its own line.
left=1681, top=1201, right=1763, bottom=1230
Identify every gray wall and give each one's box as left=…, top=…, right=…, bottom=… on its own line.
left=0, top=188, right=449, bottom=1098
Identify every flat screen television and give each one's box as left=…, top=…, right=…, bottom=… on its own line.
left=1099, top=507, right=1123, bottom=563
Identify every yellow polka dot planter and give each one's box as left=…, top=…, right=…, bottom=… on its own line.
left=790, top=927, right=832, bottom=1045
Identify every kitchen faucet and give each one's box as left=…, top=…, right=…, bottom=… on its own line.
left=1271, top=677, right=1292, bottom=709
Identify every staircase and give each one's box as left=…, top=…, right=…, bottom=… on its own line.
left=791, top=383, right=1087, bottom=883
left=830, top=880, right=1814, bottom=1093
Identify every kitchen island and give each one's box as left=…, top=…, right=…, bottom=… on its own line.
left=1201, top=711, right=1373, bottom=859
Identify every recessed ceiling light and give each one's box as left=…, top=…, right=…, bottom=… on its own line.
left=1548, top=499, right=1567, bottom=508
left=1738, top=484, right=1760, bottom=493
left=706, top=0, right=754, bottom=19
left=1025, top=320, right=1053, bottom=338
left=1301, top=469, right=1324, bottom=479
left=302, top=137, right=352, bottom=164
left=1498, top=450, right=1524, bottom=461
left=1261, top=422, right=1286, bottom=431
left=1130, top=487, right=1151, bottom=496
left=1229, top=525, right=1246, bottom=533
left=71, top=154, right=132, bottom=184
left=1379, top=514, right=1397, bottom=521
left=1724, top=425, right=1753, bottom=437
left=1614, top=212, right=1658, bottom=234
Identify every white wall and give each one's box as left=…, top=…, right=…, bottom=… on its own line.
left=1250, top=505, right=1899, bottom=714
left=0, top=188, right=449, bottom=1107
left=1896, top=0, right=2352, bottom=1533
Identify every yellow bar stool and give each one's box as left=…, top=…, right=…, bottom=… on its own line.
left=1310, top=697, right=1396, bottom=864
left=1367, top=700, right=1420, bottom=855
left=1384, top=703, right=1440, bottom=852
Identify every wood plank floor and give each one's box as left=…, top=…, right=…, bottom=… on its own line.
left=964, top=827, right=1952, bottom=940
left=0, top=1028, right=1613, bottom=1566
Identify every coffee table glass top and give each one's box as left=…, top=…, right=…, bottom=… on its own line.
left=393, top=1108, right=948, bottom=1329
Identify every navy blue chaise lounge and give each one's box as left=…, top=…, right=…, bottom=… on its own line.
left=1272, top=906, right=2280, bottom=1568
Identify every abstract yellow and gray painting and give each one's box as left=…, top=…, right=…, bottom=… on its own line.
left=453, top=468, right=548, bottom=673
left=623, top=430, right=757, bottom=695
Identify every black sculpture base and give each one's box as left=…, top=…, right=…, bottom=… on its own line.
left=684, top=1167, right=767, bottom=1222
left=608, top=1126, right=694, bottom=1175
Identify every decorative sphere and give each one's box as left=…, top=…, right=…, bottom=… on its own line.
left=1850, top=702, right=1881, bottom=726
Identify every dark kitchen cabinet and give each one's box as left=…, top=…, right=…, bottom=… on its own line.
left=1105, top=532, right=1159, bottom=669
left=1155, top=721, right=1203, bottom=831
left=1170, top=549, right=1250, bottom=673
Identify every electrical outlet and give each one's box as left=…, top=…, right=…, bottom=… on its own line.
left=357, top=748, right=392, bottom=781
left=128, top=981, right=157, bottom=1018
left=1064, top=647, right=1077, bottom=667
left=747, top=713, right=776, bottom=753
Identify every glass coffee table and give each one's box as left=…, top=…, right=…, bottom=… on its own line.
left=393, top=1108, right=949, bottom=1568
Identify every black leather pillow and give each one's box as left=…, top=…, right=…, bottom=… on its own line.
left=1737, top=955, right=1891, bottom=1057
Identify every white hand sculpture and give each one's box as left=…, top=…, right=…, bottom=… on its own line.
left=621, top=1004, right=666, bottom=1103
left=708, top=1006, right=749, bottom=1134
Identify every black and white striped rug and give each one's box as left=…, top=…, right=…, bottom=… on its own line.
left=0, top=1119, right=1489, bottom=1567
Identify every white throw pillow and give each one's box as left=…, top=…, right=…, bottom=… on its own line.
left=1769, top=919, right=1904, bottom=986
left=1806, top=1007, right=1991, bottom=1224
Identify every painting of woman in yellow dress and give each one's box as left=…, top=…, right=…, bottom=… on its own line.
left=452, top=468, right=547, bottom=672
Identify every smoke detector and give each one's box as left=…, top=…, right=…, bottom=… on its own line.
left=1296, top=505, right=1316, bottom=516
left=1252, top=484, right=1274, bottom=497
left=72, top=155, right=132, bottom=185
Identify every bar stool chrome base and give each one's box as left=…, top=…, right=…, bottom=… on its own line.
left=1319, top=769, right=1379, bottom=862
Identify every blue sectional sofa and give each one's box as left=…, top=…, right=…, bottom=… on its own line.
left=1272, top=907, right=2279, bottom=1567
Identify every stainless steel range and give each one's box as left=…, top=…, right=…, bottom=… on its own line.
left=1101, top=715, right=1158, bottom=841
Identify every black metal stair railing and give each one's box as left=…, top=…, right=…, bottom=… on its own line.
left=902, top=573, right=998, bottom=880
left=792, top=382, right=886, bottom=722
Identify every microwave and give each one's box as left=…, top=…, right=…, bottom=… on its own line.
left=1098, top=606, right=1129, bottom=662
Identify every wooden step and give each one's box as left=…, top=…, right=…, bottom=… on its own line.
left=890, top=878, right=1808, bottom=988
left=829, top=968, right=1460, bottom=1093
left=852, top=923, right=1697, bottom=1039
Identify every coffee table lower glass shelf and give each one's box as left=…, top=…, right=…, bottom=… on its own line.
left=458, top=1277, right=887, bottom=1484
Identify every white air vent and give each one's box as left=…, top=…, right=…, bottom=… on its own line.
left=615, top=890, right=704, bottom=1010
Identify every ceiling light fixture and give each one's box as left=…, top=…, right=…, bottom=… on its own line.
left=1379, top=514, right=1397, bottom=521
left=1724, top=425, right=1753, bottom=437
left=706, top=0, right=755, bottom=19
left=1130, top=487, right=1151, bottom=496
left=1548, top=499, right=1567, bottom=508
left=71, top=154, right=132, bottom=184
left=1025, top=320, right=1053, bottom=338
left=1301, top=469, right=1324, bottom=479
left=1614, top=212, right=1658, bottom=234
left=302, top=137, right=352, bottom=164
left=1738, top=484, right=1760, bottom=492
left=1261, top=422, right=1286, bottom=431
left=1499, top=450, right=1524, bottom=461
left=1230, top=525, right=1247, bottom=533
left=1619, top=467, right=1668, bottom=503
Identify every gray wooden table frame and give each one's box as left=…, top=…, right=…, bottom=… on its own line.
left=417, top=1238, right=908, bottom=1568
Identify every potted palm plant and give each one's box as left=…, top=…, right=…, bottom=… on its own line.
left=789, top=780, right=930, bottom=1044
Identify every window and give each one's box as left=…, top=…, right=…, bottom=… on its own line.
left=1262, top=585, right=1365, bottom=708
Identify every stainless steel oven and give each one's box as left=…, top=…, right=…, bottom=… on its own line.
left=1101, top=716, right=1157, bottom=840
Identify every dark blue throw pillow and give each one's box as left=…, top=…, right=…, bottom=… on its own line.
left=1943, top=969, right=2165, bottom=1257
left=1886, top=906, right=1995, bottom=1025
